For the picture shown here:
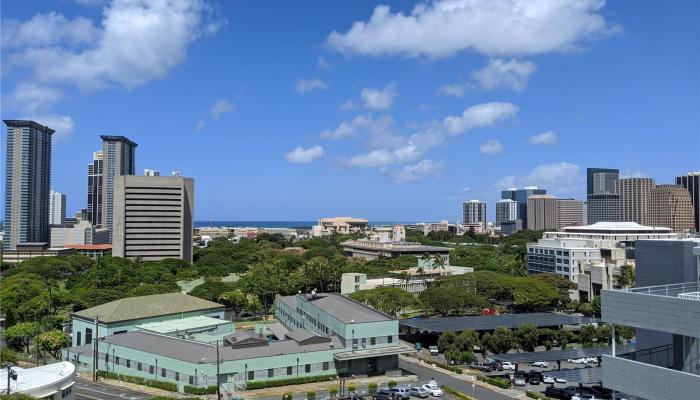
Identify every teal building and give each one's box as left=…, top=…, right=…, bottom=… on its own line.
left=66, top=292, right=412, bottom=394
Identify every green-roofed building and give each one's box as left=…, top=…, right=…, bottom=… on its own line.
left=70, top=292, right=225, bottom=347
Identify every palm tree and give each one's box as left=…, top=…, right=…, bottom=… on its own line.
left=614, top=264, right=635, bottom=289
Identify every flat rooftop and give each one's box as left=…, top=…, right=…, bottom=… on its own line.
left=401, top=313, right=598, bottom=333
left=560, top=222, right=673, bottom=233
left=342, top=240, right=450, bottom=253
left=281, top=293, right=393, bottom=324
left=136, top=315, right=231, bottom=333
left=0, top=361, right=74, bottom=392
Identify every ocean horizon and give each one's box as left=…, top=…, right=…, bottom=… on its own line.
left=194, top=220, right=417, bottom=228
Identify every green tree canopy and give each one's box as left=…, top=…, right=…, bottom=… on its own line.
left=37, top=330, right=69, bottom=358
left=349, top=287, right=420, bottom=317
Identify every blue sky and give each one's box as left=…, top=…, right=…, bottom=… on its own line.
left=2, top=0, right=698, bottom=222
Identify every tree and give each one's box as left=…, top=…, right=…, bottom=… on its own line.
left=580, top=325, right=597, bottom=346
left=454, top=330, right=480, bottom=353
left=591, top=296, right=601, bottom=318
left=349, top=287, right=420, bottom=317
left=515, top=324, right=539, bottom=352
left=509, top=278, right=560, bottom=311
left=482, top=327, right=514, bottom=355
left=294, top=257, right=340, bottom=293
left=437, top=331, right=457, bottom=353
left=246, top=295, right=263, bottom=319
left=190, top=280, right=238, bottom=302
left=531, top=273, right=577, bottom=308
left=557, top=330, right=575, bottom=350
left=219, top=290, right=248, bottom=320
left=538, top=328, right=558, bottom=351
left=578, top=302, right=595, bottom=317
left=0, top=346, right=18, bottom=364
left=4, top=322, right=42, bottom=353
left=616, top=325, right=636, bottom=342
left=418, top=287, right=488, bottom=316
left=36, top=330, right=69, bottom=358
left=614, top=264, right=635, bottom=289
left=596, top=324, right=614, bottom=345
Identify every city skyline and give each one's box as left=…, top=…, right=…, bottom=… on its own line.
left=1, top=1, right=698, bottom=221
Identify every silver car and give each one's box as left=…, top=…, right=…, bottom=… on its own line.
left=408, top=387, right=430, bottom=398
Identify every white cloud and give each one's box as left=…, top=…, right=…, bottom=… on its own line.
left=619, top=169, right=647, bottom=179
left=480, top=139, right=504, bottom=155
left=31, top=114, right=75, bottom=140
left=390, top=159, right=444, bottom=182
left=361, top=84, right=396, bottom=110
left=210, top=99, right=235, bottom=119
left=443, top=102, right=518, bottom=135
left=327, top=0, right=617, bottom=58
left=345, top=149, right=395, bottom=168
left=529, top=130, right=557, bottom=144
left=2, top=12, right=99, bottom=48
left=439, top=83, right=469, bottom=98
left=317, top=56, right=330, bottom=70
left=7, top=0, right=224, bottom=90
left=339, top=100, right=356, bottom=110
left=285, top=145, right=325, bottom=164
left=495, top=162, right=583, bottom=195
left=295, top=78, right=328, bottom=94
left=472, top=58, right=536, bottom=91
left=8, top=83, right=63, bottom=114
left=195, top=120, right=206, bottom=131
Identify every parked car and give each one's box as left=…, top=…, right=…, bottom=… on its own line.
left=483, top=360, right=503, bottom=371
left=554, top=377, right=567, bottom=383
left=501, top=361, right=516, bottom=370
left=513, top=373, right=526, bottom=386
left=545, top=386, right=579, bottom=400
left=531, top=361, right=549, bottom=368
left=428, top=346, right=439, bottom=356
left=567, top=358, right=587, bottom=364
left=527, top=372, right=543, bottom=385
left=408, top=387, right=430, bottom=398
left=542, top=375, right=555, bottom=384
left=389, top=387, right=410, bottom=400
left=373, top=392, right=394, bottom=400
left=584, top=357, right=598, bottom=363
left=421, top=384, right=443, bottom=397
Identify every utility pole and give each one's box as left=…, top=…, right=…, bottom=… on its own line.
left=5, top=364, right=12, bottom=394
left=215, top=340, right=221, bottom=400
left=93, top=315, right=101, bottom=382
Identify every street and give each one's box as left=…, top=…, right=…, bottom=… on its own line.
left=73, top=379, right=152, bottom=400
left=398, top=358, right=513, bottom=400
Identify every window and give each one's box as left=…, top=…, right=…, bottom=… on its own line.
left=322, top=362, right=329, bottom=371
left=355, top=276, right=360, bottom=283
left=137, top=362, right=142, bottom=371
left=370, top=337, right=376, bottom=346
left=161, top=368, right=167, bottom=378
left=387, top=335, right=393, bottom=344
left=268, top=369, right=274, bottom=378
left=85, top=328, right=93, bottom=345
left=105, top=353, right=109, bottom=363
left=189, top=376, right=194, bottom=385
left=248, top=371, right=254, bottom=381
left=115, top=356, right=120, bottom=365
left=114, top=330, right=127, bottom=335
left=175, top=372, right=180, bottom=381
left=305, top=364, right=311, bottom=373
left=150, top=365, right=154, bottom=374
left=77, top=332, right=82, bottom=346
left=287, top=366, right=293, bottom=376
left=126, top=360, right=131, bottom=368
left=361, top=338, right=367, bottom=348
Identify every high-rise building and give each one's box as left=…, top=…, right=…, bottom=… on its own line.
left=3, top=120, right=54, bottom=250
left=556, top=198, right=584, bottom=229
left=48, top=190, right=66, bottom=226
left=615, top=177, right=655, bottom=225
left=100, top=136, right=137, bottom=241
left=527, top=195, right=558, bottom=231
left=676, top=171, right=700, bottom=232
left=86, top=151, right=103, bottom=226
left=648, top=184, right=695, bottom=232
left=501, top=186, right=546, bottom=228
left=586, top=167, right=620, bottom=224
left=112, top=175, right=194, bottom=263
left=587, top=167, right=619, bottom=195
left=495, top=199, right=517, bottom=227
left=462, top=200, right=487, bottom=227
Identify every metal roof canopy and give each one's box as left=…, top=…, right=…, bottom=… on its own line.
left=400, top=313, right=599, bottom=333
left=489, top=345, right=636, bottom=363
left=542, top=367, right=603, bottom=385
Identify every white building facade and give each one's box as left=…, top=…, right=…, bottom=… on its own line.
left=1, top=362, right=75, bottom=400
left=495, top=199, right=518, bottom=227
left=49, top=190, right=66, bottom=226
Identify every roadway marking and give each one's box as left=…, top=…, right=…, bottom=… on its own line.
left=74, top=384, right=145, bottom=400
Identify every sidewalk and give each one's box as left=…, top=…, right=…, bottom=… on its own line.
left=241, top=374, right=418, bottom=399
left=399, top=356, right=527, bottom=400
left=77, top=375, right=191, bottom=399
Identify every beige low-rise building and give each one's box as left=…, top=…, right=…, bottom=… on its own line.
left=311, top=216, right=369, bottom=236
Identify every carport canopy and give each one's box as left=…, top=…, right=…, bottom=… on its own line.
left=543, top=367, right=603, bottom=385
left=488, top=345, right=636, bottom=363
left=401, top=313, right=599, bottom=333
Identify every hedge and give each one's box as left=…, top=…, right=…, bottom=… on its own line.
left=477, top=375, right=510, bottom=389
left=307, top=391, right=316, bottom=400
left=99, top=371, right=177, bottom=392
left=525, top=390, right=554, bottom=400
left=183, top=385, right=218, bottom=395
left=245, top=374, right=336, bottom=390
left=282, top=393, right=292, bottom=400
left=442, top=386, right=475, bottom=400
left=368, top=383, right=378, bottom=394
left=418, top=357, right=462, bottom=374
left=388, top=380, right=397, bottom=388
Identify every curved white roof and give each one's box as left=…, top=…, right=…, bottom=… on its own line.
left=1, top=361, right=75, bottom=393
left=562, top=222, right=672, bottom=232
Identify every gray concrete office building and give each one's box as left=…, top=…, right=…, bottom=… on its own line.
left=3, top=120, right=54, bottom=250
left=615, top=177, right=655, bottom=225
left=48, top=190, right=66, bottom=226
left=556, top=198, right=584, bottom=229
left=112, top=174, right=194, bottom=263
left=86, top=151, right=103, bottom=226
left=676, top=171, right=700, bottom=232
left=495, top=199, right=517, bottom=227
left=100, top=136, right=137, bottom=242
left=649, top=184, right=695, bottom=232
left=462, top=199, right=487, bottom=227
left=527, top=195, right=558, bottom=230
left=586, top=167, right=619, bottom=224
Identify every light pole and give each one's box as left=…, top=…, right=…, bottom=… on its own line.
left=215, top=340, right=221, bottom=400
left=5, top=364, right=17, bottom=394
left=296, top=358, right=299, bottom=377
left=92, top=314, right=101, bottom=382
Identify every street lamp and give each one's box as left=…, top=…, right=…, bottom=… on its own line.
left=5, top=364, right=17, bottom=394
left=296, top=358, right=299, bottom=377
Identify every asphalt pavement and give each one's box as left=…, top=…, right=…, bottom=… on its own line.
left=73, top=379, right=152, bottom=400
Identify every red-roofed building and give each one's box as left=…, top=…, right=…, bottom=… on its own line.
left=64, top=244, right=112, bottom=259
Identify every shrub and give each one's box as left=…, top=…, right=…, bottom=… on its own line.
left=348, top=383, right=357, bottom=393
left=368, top=383, right=378, bottom=394
left=307, top=391, right=316, bottom=400
left=99, top=371, right=177, bottom=391
left=183, top=385, right=218, bottom=395
left=282, top=393, right=293, bottom=400
left=477, top=375, right=510, bottom=389
left=442, top=386, right=475, bottom=400
left=147, top=380, right=178, bottom=392
left=525, top=390, right=553, bottom=400
left=418, top=357, right=463, bottom=374
left=388, top=380, right=397, bottom=388
left=329, top=387, right=338, bottom=396
left=245, top=374, right=336, bottom=390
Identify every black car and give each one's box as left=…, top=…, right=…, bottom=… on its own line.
left=373, top=392, right=394, bottom=400
left=544, top=386, right=579, bottom=400
left=483, top=361, right=502, bottom=371
left=527, top=372, right=542, bottom=385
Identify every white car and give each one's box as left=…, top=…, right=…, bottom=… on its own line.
left=567, top=358, right=587, bottom=364
left=421, top=384, right=443, bottom=397
left=531, top=361, right=549, bottom=368
left=501, top=361, right=516, bottom=370
left=554, top=377, right=567, bottom=383
left=584, top=357, right=598, bottom=363
left=542, top=375, right=555, bottom=384
left=428, top=346, right=440, bottom=356
left=513, top=374, right=526, bottom=386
